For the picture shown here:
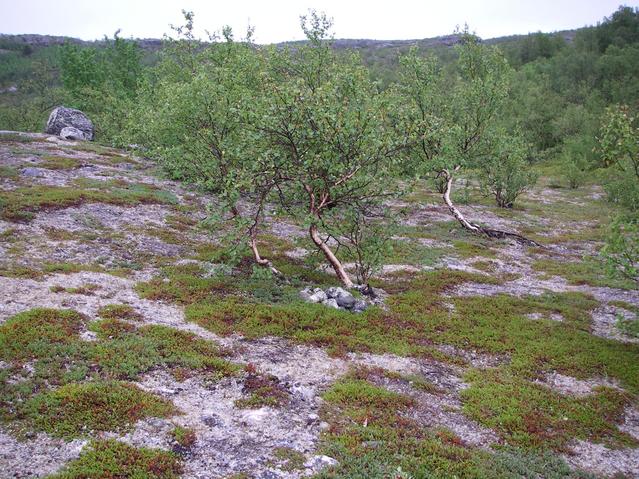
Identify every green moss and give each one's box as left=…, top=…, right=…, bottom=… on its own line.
left=0, top=308, right=85, bottom=362
left=39, top=155, right=80, bottom=170
left=0, top=264, right=43, bottom=279
left=318, top=377, right=490, bottom=478
left=235, top=370, right=289, bottom=409
left=43, top=227, right=76, bottom=241
left=97, top=303, right=142, bottom=321
left=0, top=165, right=19, bottom=178
left=0, top=132, right=38, bottom=143
left=452, top=239, right=498, bottom=259
left=318, top=375, right=595, bottom=478
left=90, top=321, right=238, bottom=380
left=50, top=283, right=99, bottom=295
left=136, top=264, right=235, bottom=304
left=23, top=381, right=174, bottom=438
left=385, top=239, right=449, bottom=266
left=46, top=440, right=182, bottom=479
left=185, top=270, right=496, bottom=358
left=271, top=447, right=306, bottom=472
left=170, top=425, right=197, bottom=449
left=462, top=368, right=636, bottom=450
left=0, top=308, right=236, bottom=437
left=533, top=257, right=636, bottom=290
left=617, top=316, right=639, bottom=338
left=0, top=182, right=176, bottom=221
left=323, top=379, right=414, bottom=410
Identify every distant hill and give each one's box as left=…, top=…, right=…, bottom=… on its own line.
left=0, top=29, right=578, bottom=52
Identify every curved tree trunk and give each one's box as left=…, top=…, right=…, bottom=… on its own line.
left=249, top=235, right=284, bottom=278
left=441, top=169, right=542, bottom=247
left=309, top=223, right=354, bottom=288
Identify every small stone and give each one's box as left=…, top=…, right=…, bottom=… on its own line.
left=336, top=294, right=356, bottom=309
left=202, top=415, right=221, bottom=427
left=307, top=413, right=319, bottom=424
left=304, top=455, right=339, bottom=471
left=325, top=286, right=349, bottom=299
left=292, top=385, right=315, bottom=402
left=323, top=298, right=340, bottom=309
left=352, top=300, right=368, bottom=312
left=59, top=126, right=89, bottom=141
left=300, top=287, right=327, bottom=303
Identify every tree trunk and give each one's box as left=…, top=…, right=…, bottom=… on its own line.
left=309, top=223, right=354, bottom=288
left=442, top=170, right=482, bottom=233
left=249, top=234, right=284, bottom=278
left=441, top=169, right=542, bottom=247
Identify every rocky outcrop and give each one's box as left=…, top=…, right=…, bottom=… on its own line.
left=45, top=106, right=94, bottom=141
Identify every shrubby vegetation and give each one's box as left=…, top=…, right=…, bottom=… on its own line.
left=1, top=6, right=638, bottom=284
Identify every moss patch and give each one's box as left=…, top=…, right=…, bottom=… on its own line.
left=0, top=182, right=177, bottom=221
left=0, top=308, right=85, bottom=362
left=24, top=381, right=174, bottom=438
left=46, top=440, right=182, bottom=479
left=0, top=309, right=237, bottom=438
left=90, top=320, right=238, bottom=381
left=533, top=257, right=636, bottom=290
left=462, top=368, right=635, bottom=450
left=97, top=303, right=143, bottom=321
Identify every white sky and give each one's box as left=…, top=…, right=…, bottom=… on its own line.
left=1, top=0, right=637, bottom=44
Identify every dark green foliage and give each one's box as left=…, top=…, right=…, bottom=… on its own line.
left=47, top=440, right=182, bottom=479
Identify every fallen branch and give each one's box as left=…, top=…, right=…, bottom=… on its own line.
left=441, top=169, right=542, bottom=248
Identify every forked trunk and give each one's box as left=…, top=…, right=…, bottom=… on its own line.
left=309, top=223, right=354, bottom=288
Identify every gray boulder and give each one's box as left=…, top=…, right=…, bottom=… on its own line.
left=336, top=293, right=356, bottom=309
left=300, top=287, right=327, bottom=304
left=304, top=455, right=339, bottom=472
left=352, top=299, right=368, bottom=313
left=59, top=126, right=88, bottom=141
left=323, top=298, right=340, bottom=309
left=45, top=106, right=94, bottom=141
left=325, top=286, right=349, bottom=299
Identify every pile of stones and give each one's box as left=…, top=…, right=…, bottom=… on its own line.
left=299, top=286, right=372, bottom=312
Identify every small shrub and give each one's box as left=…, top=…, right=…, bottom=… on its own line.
left=170, top=425, right=197, bottom=449
left=23, top=381, right=175, bottom=438
left=47, top=439, right=182, bottom=478
left=478, top=135, right=538, bottom=208
left=97, top=303, right=143, bottom=321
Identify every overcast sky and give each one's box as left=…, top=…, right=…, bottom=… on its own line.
left=1, top=0, right=637, bottom=44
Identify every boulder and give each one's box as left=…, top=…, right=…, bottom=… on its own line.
left=336, top=293, right=356, bottom=309
left=323, top=298, right=340, bottom=309
left=325, top=286, right=349, bottom=299
left=304, top=455, right=339, bottom=472
left=300, top=287, right=327, bottom=303
left=45, top=106, right=94, bottom=141
left=352, top=299, right=368, bottom=313
left=59, top=126, right=88, bottom=141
